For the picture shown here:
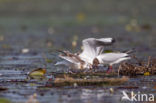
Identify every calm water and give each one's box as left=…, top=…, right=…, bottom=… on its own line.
left=0, top=0, right=156, bottom=103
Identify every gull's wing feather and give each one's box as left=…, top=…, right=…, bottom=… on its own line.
left=59, top=55, right=80, bottom=64
left=79, top=38, right=115, bottom=63
left=55, top=60, right=71, bottom=66
left=58, top=50, right=84, bottom=64
left=55, top=60, right=79, bottom=69
left=98, top=53, right=128, bottom=63
left=95, top=38, right=115, bottom=55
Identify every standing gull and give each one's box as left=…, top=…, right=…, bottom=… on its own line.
left=55, top=37, right=115, bottom=69
left=93, top=52, right=131, bottom=73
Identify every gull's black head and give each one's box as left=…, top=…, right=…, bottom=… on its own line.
left=112, top=38, right=115, bottom=43
left=93, top=58, right=100, bottom=67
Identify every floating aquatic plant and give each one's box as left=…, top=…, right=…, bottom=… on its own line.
left=28, top=68, right=46, bottom=79
left=53, top=75, right=128, bottom=87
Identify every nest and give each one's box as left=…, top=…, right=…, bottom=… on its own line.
left=118, top=56, right=156, bottom=76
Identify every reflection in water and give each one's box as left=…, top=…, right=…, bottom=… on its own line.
left=80, top=88, right=119, bottom=103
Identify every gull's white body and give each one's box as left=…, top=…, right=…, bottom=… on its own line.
left=56, top=37, right=115, bottom=69
left=96, top=52, right=131, bottom=66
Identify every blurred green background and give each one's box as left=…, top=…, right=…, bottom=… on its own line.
left=0, top=0, right=155, bottom=26
left=0, top=0, right=155, bottom=56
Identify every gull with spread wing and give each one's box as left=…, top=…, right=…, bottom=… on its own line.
left=55, top=37, right=115, bottom=69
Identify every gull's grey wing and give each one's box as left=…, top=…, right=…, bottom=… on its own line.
left=95, top=38, right=115, bottom=55
left=79, top=38, right=115, bottom=63
left=95, top=38, right=115, bottom=46
left=97, top=53, right=128, bottom=63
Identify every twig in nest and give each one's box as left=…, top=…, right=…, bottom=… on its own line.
left=132, top=55, right=143, bottom=66
left=147, top=56, right=151, bottom=67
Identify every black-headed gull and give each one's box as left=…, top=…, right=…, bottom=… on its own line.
left=93, top=52, right=131, bottom=73
left=55, top=37, right=115, bottom=69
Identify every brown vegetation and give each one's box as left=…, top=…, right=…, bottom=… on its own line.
left=118, top=56, right=156, bottom=76
left=53, top=75, right=128, bottom=87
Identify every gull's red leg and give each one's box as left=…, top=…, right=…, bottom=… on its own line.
left=106, top=65, right=113, bottom=73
